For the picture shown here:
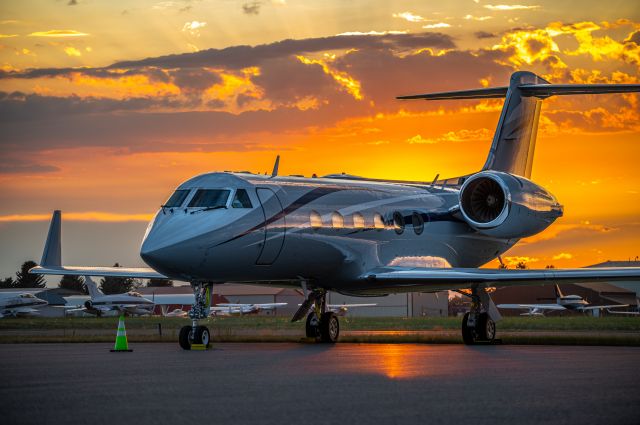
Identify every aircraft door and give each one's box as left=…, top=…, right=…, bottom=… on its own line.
left=255, top=188, right=286, bottom=265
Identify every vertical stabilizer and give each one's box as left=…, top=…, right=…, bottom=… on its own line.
left=84, top=276, right=104, bottom=299
left=554, top=284, right=564, bottom=300
left=481, top=71, right=548, bottom=178
left=41, top=210, right=62, bottom=267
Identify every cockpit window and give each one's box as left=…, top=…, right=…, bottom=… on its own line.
left=127, top=292, right=142, bottom=297
left=231, top=189, right=253, bottom=208
left=164, top=190, right=190, bottom=208
left=188, top=189, right=231, bottom=208
left=21, top=294, right=35, bottom=298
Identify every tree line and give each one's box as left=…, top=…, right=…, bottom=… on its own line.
left=0, top=260, right=173, bottom=294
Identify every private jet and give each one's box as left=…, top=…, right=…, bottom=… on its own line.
left=64, top=276, right=154, bottom=317
left=30, top=71, right=640, bottom=349
left=0, top=293, right=48, bottom=318
left=497, top=284, right=628, bottom=316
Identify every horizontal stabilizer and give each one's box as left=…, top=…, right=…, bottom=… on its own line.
left=520, top=83, right=640, bottom=98
left=397, top=87, right=508, bottom=100
left=397, top=83, right=640, bottom=101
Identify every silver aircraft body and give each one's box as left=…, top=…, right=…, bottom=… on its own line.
left=498, top=285, right=628, bottom=316
left=30, top=71, right=640, bottom=348
left=0, top=293, right=48, bottom=318
left=65, top=276, right=154, bottom=316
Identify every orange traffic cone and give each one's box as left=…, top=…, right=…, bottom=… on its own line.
left=110, top=315, right=133, bottom=352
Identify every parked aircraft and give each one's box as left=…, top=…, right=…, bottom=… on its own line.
left=30, top=71, right=640, bottom=349
left=328, top=303, right=377, bottom=316
left=210, top=302, right=287, bottom=316
left=498, top=285, right=628, bottom=316
left=65, top=276, right=154, bottom=317
left=162, top=307, right=188, bottom=318
left=0, top=293, right=48, bottom=318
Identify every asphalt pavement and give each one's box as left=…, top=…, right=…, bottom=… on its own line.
left=1, top=343, right=638, bottom=425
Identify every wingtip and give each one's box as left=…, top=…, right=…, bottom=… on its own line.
left=40, top=210, right=62, bottom=267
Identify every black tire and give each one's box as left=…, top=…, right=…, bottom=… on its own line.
left=306, top=312, right=319, bottom=338
left=461, top=312, right=476, bottom=345
left=194, top=326, right=211, bottom=348
left=319, top=312, right=339, bottom=343
left=478, top=313, right=496, bottom=342
left=179, top=326, right=192, bottom=350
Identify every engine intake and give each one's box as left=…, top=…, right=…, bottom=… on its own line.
left=459, top=171, right=563, bottom=239
left=460, top=175, right=507, bottom=225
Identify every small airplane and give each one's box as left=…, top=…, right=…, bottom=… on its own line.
left=30, top=71, right=640, bottom=348
left=607, top=299, right=640, bottom=316
left=0, top=293, right=48, bottom=318
left=64, top=276, right=155, bottom=317
left=328, top=303, right=377, bottom=316
left=497, top=285, right=628, bottom=316
left=162, top=307, right=189, bottom=318
left=209, top=302, right=287, bottom=316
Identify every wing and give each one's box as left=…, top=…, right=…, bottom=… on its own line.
left=356, top=267, right=640, bottom=294
left=581, top=304, right=628, bottom=311
left=30, top=265, right=166, bottom=279
left=28, top=211, right=167, bottom=280
left=497, top=304, right=566, bottom=311
left=607, top=309, right=640, bottom=315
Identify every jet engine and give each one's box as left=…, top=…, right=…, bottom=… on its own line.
left=459, top=171, right=563, bottom=239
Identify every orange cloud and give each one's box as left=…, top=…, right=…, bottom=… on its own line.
left=28, top=30, right=89, bottom=37
left=297, top=54, right=363, bottom=100
left=0, top=212, right=153, bottom=222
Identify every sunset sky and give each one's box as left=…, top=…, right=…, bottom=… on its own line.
left=0, top=0, right=639, bottom=283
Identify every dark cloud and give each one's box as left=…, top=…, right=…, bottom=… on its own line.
left=242, top=1, right=261, bottom=15
left=68, top=0, right=78, bottom=5
left=0, top=159, right=59, bottom=174
left=624, top=30, right=640, bottom=44
left=0, top=92, right=183, bottom=122
left=475, top=31, right=497, bottom=39
left=167, top=68, right=222, bottom=94
left=0, top=32, right=456, bottom=79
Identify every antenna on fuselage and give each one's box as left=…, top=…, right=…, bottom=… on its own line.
left=430, top=174, right=439, bottom=187
left=270, top=155, right=280, bottom=178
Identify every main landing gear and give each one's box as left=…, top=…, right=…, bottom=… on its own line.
left=179, top=282, right=212, bottom=350
left=459, top=286, right=501, bottom=345
left=292, top=289, right=340, bottom=343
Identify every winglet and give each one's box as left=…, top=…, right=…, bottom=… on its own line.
left=40, top=210, right=62, bottom=267
left=270, top=155, right=280, bottom=178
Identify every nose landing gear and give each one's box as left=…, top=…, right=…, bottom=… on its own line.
left=179, top=282, right=212, bottom=350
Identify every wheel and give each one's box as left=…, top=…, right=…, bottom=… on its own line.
left=478, top=313, right=496, bottom=342
left=319, top=312, right=339, bottom=343
left=194, top=326, right=211, bottom=348
left=179, top=325, right=192, bottom=350
left=461, top=312, right=477, bottom=345
left=305, top=312, right=320, bottom=338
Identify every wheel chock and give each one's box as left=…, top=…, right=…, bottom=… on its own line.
left=190, top=344, right=208, bottom=351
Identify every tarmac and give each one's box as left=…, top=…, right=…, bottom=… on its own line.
left=1, top=343, right=638, bottom=425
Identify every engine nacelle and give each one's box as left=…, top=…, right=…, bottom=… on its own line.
left=459, top=171, right=563, bottom=239
left=84, top=300, right=93, bottom=309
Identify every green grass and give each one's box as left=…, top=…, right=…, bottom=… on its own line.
left=1, top=315, right=638, bottom=332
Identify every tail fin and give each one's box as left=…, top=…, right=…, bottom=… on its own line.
left=554, top=284, right=563, bottom=299
left=397, top=71, right=640, bottom=178
left=84, top=276, right=104, bottom=299
left=41, top=210, right=62, bottom=267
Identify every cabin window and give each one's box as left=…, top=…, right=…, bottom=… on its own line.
left=231, top=189, right=253, bottom=208
left=393, top=211, right=404, bottom=235
left=188, top=189, right=231, bottom=208
left=373, top=213, right=385, bottom=230
left=353, top=212, right=365, bottom=229
left=332, top=212, right=344, bottom=229
left=310, top=210, right=322, bottom=229
left=164, top=189, right=190, bottom=208
left=412, top=212, right=424, bottom=235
